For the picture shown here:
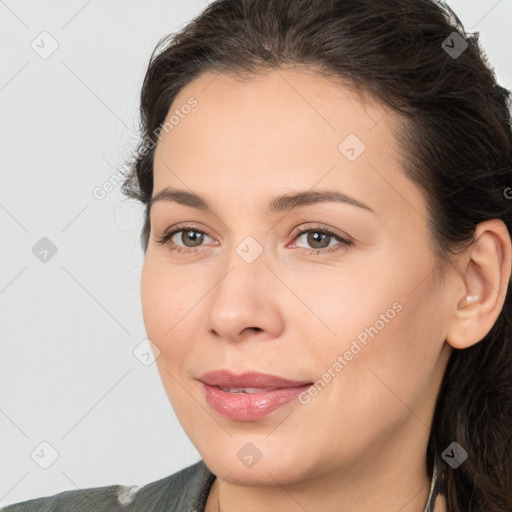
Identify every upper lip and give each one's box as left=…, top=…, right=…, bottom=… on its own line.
left=198, top=370, right=312, bottom=389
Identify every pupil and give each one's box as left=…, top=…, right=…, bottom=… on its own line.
left=184, top=230, right=203, bottom=247
left=309, top=231, right=328, bottom=249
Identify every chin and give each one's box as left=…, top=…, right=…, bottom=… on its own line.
left=199, top=443, right=310, bottom=486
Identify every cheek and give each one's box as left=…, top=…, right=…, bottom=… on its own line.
left=333, top=289, right=442, bottom=423
left=140, top=258, right=192, bottom=361
left=321, top=245, right=442, bottom=379
left=306, top=264, right=441, bottom=417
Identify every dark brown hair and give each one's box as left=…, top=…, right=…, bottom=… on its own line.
left=121, top=1, right=512, bottom=510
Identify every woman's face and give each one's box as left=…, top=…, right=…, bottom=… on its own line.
left=141, top=68, right=453, bottom=485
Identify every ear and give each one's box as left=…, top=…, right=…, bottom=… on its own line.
left=446, top=219, right=512, bottom=350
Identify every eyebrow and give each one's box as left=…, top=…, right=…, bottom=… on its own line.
left=148, top=187, right=375, bottom=215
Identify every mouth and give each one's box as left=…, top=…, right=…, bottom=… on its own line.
left=198, top=369, right=313, bottom=421
left=215, top=386, right=281, bottom=393
left=198, top=369, right=312, bottom=389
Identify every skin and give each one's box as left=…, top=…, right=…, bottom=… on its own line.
left=140, top=67, right=511, bottom=512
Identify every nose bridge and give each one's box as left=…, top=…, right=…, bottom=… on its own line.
left=213, top=232, right=270, bottom=303
left=233, top=233, right=267, bottom=266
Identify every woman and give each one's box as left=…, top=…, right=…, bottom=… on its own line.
left=3, top=0, right=511, bottom=511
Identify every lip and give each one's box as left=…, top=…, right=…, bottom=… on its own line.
left=198, top=369, right=312, bottom=389
left=198, top=370, right=313, bottom=421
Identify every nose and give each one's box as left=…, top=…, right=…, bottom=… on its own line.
left=203, top=248, right=285, bottom=344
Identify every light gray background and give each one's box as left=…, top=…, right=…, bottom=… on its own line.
left=1, top=0, right=511, bottom=507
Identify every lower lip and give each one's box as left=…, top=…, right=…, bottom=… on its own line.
left=201, top=382, right=312, bottom=421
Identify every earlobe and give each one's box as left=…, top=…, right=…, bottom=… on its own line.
left=445, top=220, right=512, bottom=351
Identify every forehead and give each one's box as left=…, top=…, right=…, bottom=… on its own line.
left=152, top=68, right=428, bottom=224
left=157, top=67, right=393, bottom=158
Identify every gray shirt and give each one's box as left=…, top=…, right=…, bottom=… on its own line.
left=0, top=460, right=216, bottom=512
left=1, top=459, right=440, bottom=511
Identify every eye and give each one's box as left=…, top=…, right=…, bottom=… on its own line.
left=155, top=223, right=353, bottom=257
left=289, top=225, right=354, bottom=256
left=155, top=224, right=215, bottom=254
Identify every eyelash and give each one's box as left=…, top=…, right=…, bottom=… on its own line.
left=155, top=223, right=354, bottom=257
